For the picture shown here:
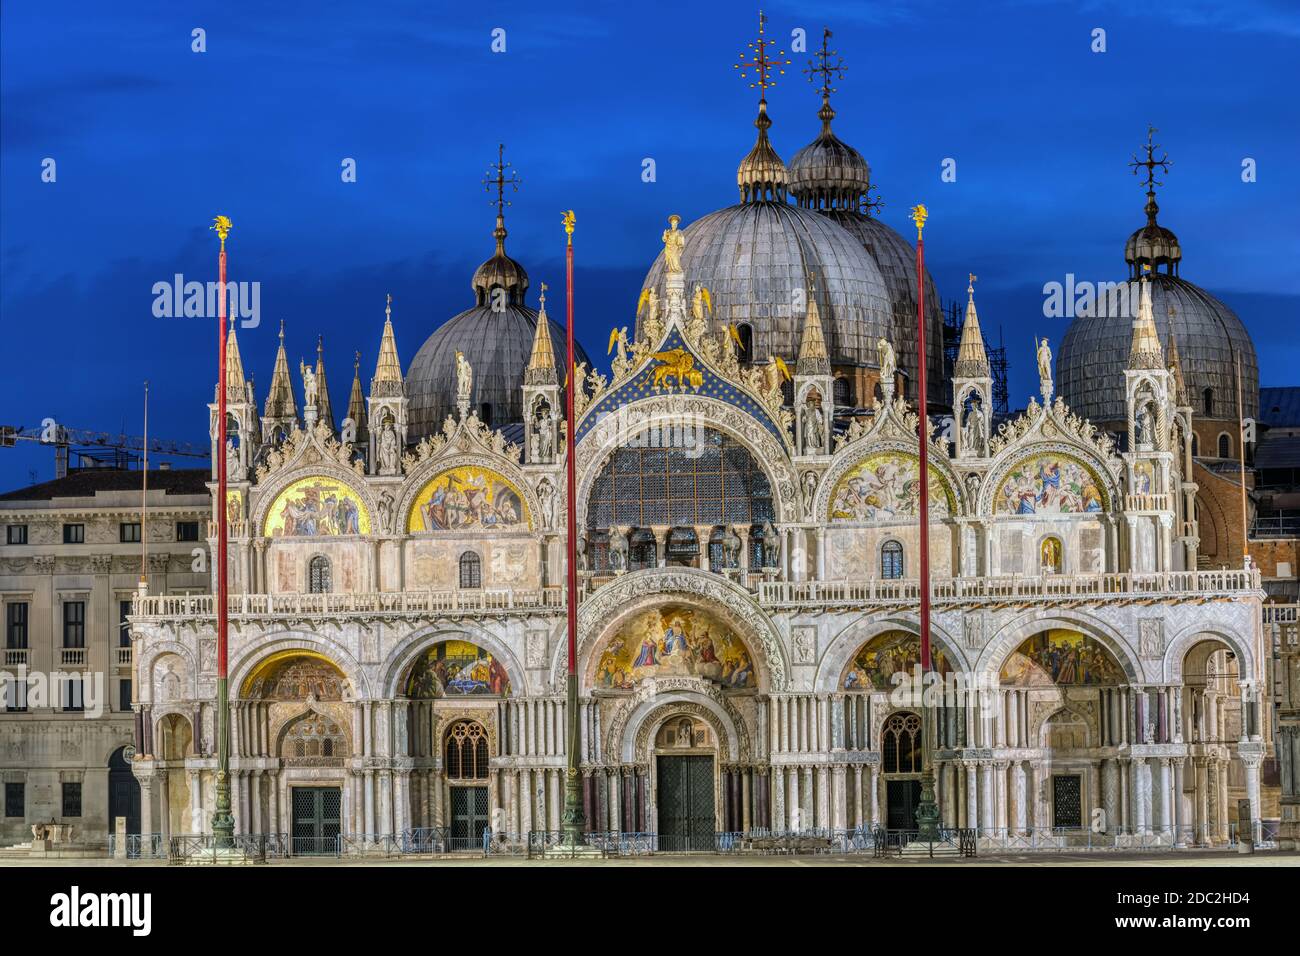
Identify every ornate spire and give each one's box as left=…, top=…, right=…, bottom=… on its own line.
left=347, top=350, right=368, bottom=444
left=734, top=11, right=790, bottom=203
left=371, top=294, right=404, bottom=398
left=263, top=320, right=298, bottom=423
left=796, top=273, right=830, bottom=376
left=314, top=336, right=335, bottom=432
left=1166, top=307, right=1188, bottom=406
left=1125, top=126, right=1181, bottom=276
left=1128, top=269, right=1165, bottom=370
left=525, top=282, right=558, bottom=385
left=954, top=274, right=990, bottom=378
left=224, top=317, right=248, bottom=401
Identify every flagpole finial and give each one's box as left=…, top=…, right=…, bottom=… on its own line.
left=210, top=215, right=232, bottom=248
left=562, top=209, right=575, bottom=245
left=910, top=203, right=929, bottom=239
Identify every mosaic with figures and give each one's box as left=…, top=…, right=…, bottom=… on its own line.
left=405, top=640, right=511, bottom=697
left=995, top=455, right=1105, bottom=515
left=1000, top=630, right=1124, bottom=685
left=843, top=630, right=952, bottom=690
left=408, top=466, right=529, bottom=532
left=596, top=605, right=756, bottom=690
left=829, top=452, right=953, bottom=522
left=264, top=477, right=369, bottom=536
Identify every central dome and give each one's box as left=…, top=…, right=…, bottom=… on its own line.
left=640, top=201, right=892, bottom=367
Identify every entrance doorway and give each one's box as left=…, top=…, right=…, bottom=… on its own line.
left=1052, top=775, right=1083, bottom=828
left=291, top=786, right=341, bottom=855
left=886, top=779, right=921, bottom=830
left=107, top=746, right=140, bottom=835
left=656, top=754, right=714, bottom=851
left=449, top=786, right=489, bottom=850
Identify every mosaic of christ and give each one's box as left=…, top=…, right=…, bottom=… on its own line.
left=408, top=466, right=528, bottom=532
left=1000, top=630, right=1123, bottom=686
left=405, top=640, right=510, bottom=698
left=595, top=606, right=756, bottom=690
left=265, top=477, right=368, bottom=536
left=829, top=452, right=952, bottom=523
left=842, top=630, right=951, bottom=691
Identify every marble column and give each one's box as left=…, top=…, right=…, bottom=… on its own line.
left=979, top=762, right=994, bottom=832
left=964, top=762, right=978, bottom=832
left=1244, top=754, right=1262, bottom=843
left=1013, top=761, right=1028, bottom=835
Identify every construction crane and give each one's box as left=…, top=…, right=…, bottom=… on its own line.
left=0, top=421, right=209, bottom=478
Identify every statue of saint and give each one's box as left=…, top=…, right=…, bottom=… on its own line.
left=300, top=362, right=318, bottom=407
left=662, top=215, right=685, bottom=274
left=537, top=408, right=554, bottom=460
left=1036, top=337, right=1053, bottom=393
left=537, top=478, right=556, bottom=528
left=876, top=337, right=896, bottom=387
left=802, top=402, right=826, bottom=454
left=455, top=351, right=473, bottom=410
left=378, top=420, right=400, bottom=475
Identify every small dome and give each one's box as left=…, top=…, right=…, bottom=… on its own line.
left=736, top=100, right=788, bottom=203
left=471, top=216, right=529, bottom=305
left=1124, top=194, right=1182, bottom=277
left=788, top=100, right=871, bottom=210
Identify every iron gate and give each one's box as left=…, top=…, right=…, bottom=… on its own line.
left=656, top=755, right=714, bottom=851
left=291, top=786, right=341, bottom=855
left=1052, top=775, right=1082, bottom=829
left=886, top=779, right=922, bottom=831
left=449, top=786, right=489, bottom=850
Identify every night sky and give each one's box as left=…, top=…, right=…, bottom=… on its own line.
left=2, top=0, right=1297, bottom=488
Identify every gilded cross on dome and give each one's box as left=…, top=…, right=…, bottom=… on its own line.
left=734, top=11, right=789, bottom=95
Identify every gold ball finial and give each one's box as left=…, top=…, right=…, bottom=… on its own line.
left=909, top=203, right=929, bottom=239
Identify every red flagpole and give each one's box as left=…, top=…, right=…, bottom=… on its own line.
left=913, top=209, right=932, bottom=674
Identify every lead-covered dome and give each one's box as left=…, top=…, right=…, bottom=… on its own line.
left=787, top=99, right=872, bottom=210
left=407, top=211, right=590, bottom=437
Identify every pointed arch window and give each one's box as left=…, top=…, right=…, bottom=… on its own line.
left=881, top=711, right=922, bottom=774
left=445, top=720, right=489, bottom=779
left=881, top=540, right=904, bottom=579
left=308, top=555, right=331, bottom=593
left=1218, top=433, right=1232, bottom=459
left=459, top=551, right=482, bottom=589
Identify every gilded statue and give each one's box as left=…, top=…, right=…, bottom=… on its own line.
left=661, top=214, right=685, bottom=274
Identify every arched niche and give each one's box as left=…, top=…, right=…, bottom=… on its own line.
left=841, top=629, right=953, bottom=692
left=262, top=475, right=371, bottom=537
left=827, top=451, right=954, bottom=524
left=999, top=629, right=1125, bottom=687
left=402, top=639, right=511, bottom=698
left=592, top=603, right=758, bottom=692
left=406, top=465, right=530, bottom=533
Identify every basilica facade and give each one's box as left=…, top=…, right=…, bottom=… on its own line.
left=90, top=31, right=1281, bottom=853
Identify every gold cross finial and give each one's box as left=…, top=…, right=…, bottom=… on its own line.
left=484, top=143, right=521, bottom=218
left=803, top=27, right=843, bottom=99
left=1129, top=125, right=1171, bottom=193
left=735, top=10, right=790, bottom=97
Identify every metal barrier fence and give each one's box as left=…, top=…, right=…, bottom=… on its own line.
left=109, top=833, right=166, bottom=860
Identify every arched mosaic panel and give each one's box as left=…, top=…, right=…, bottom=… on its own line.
left=1000, top=629, right=1124, bottom=686
left=263, top=476, right=370, bottom=536
left=842, top=630, right=952, bottom=690
left=243, top=653, right=348, bottom=700
left=407, top=466, right=529, bottom=532
left=404, top=640, right=511, bottom=698
left=829, top=452, right=953, bottom=522
left=993, top=454, right=1105, bottom=515
left=595, top=605, right=756, bottom=690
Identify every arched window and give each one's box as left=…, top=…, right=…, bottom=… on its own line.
left=881, top=711, right=922, bottom=774
left=666, top=527, right=699, bottom=566
left=1190, top=433, right=1199, bottom=457
left=833, top=376, right=852, bottom=408
left=444, top=720, right=489, bottom=779
left=479, top=403, right=493, bottom=428
left=1203, top=388, right=1214, bottom=417
left=736, top=324, right=754, bottom=365
left=458, top=551, right=482, bottom=589
left=780, top=378, right=794, bottom=407
left=1218, top=433, right=1231, bottom=459
left=881, top=540, right=904, bottom=579
left=308, top=555, right=331, bottom=593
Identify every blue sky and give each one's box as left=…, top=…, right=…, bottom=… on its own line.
left=2, top=0, right=1297, bottom=487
